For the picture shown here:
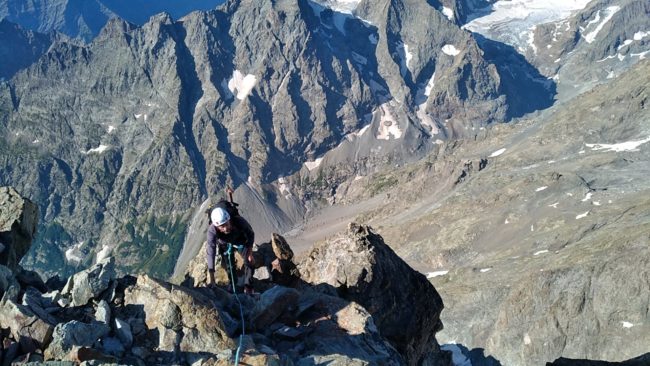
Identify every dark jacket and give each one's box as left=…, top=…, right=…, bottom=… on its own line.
left=206, top=216, right=254, bottom=271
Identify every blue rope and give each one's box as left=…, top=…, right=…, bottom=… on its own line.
left=226, top=243, right=245, bottom=366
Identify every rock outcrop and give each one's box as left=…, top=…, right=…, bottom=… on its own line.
left=299, top=223, right=447, bottom=366
left=0, top=186, right=38, bottom=271
left=0, top=188, right=450, bottom=365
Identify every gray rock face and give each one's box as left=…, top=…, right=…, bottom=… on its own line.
left=0, top=0, right=534, bottom=279
left=0, top=186, right=38, bottom=271
left=299, top=223, right=446, bottom=366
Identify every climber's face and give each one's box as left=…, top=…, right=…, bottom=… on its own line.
left=216, top=220, right=232, bottom=234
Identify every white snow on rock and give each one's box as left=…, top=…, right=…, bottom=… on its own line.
left=86, top=145, right=110, bottom=154
left=32, top=139, right=40, bottom=144
left=534, top=249, right=549, bottom=256
left=312, top=0, right=361, bottom=14
left=65, top=242, right=85, bottom=264
left=581, top=192, right=593, bottom=201
left=585, top=137, right=650, bottom=152
left=278, top=177, right=292, bottom=198
left=490, top=148, right=506, bottom=157
left=96, top=245, right=112, bottom=264
left=134, top=113, right=143, bottom=119
left=634, top=31, right=650, bottom=41
left=375, top=103, right=403, bottom=140
left=441, top=344, right=472, bottom=366
left=617, top=39, right=633, bottom=50
left=480, top=268, right=492, bottom=273
left=583, top=6, right=620, bottom=43
left=442, top=44, right=461, bottom=56
left=576, top=211, right=589, bottom=219
left=107, top=125, right=116, bottom=133
left=442, top=7, right=454, bottom=21
left=631, top=51, right=650, bottom=60
left=304, top=157, right=324, bottom=171
left=622, top=321, right=634, bottom=328
left=549, top=202, right=559, bottom=208
left=535, top=186, right=548, bottom=192
left=427, top=270, right=449, bottom=278
left=463, top=0, right=592, bottom=52
left=227, top=70, right=257, bottom=100
left=415, top=73, right=439, bottom=134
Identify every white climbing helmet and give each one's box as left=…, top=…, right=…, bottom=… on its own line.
left=211, top=207, right=230, bottom=226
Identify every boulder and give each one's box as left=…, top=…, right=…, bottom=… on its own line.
left=299, top=223, right=445, bottom=366
left=250, top=286, right=300, bottom=329
left=61, top=257, right=116, bottom=307
left=0, top=187, right=38, bottom=271
left=0, top=299, right=54, bottom=349
left=95, top=300, right=111, bottom=324
left=44, top=320, right=110, bottom=361
left=123, top=275, right=235, bottom=354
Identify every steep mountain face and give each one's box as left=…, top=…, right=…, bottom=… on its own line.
left=311, top=58, right=650, bottom=364
left=0, top=19, right=56, bottom=80
left=1, top=0, right=539, bottom=278
left=0, top=0, right=225, bottom=42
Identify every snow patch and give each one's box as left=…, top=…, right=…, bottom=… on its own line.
left=96, top=245, right=111, bottom=263
left=442, top=7, right=454, bottom=21
left=535, top=186, right=548, bottom=192
left=633, top=31, right=650, bottom=41
left=593, top=201, right=601, bottom=206
left=442, top=44, right=461, bottom=56
left=524, top=333, right=532, bottom=345
left=415, top=73, right=439, bottom=134
left=480, top=268, right=492, bottom=273
left=32, top=139, right=40, bottom=144
left=375, top=103, right=403, bottom=140
left=549, top=202, right=559, bottom=208
left=622, top=321, right=634, bottom=328
left=581, top=192, right=592, bottom=202
left=107, top=125, right=116, bottom=133
left=576, top=211, right=589, bottom=219
left=631, top=51, right=650, bottom=60
left=427, top=270, right=449, bottom=278
left=227, top=70, right=257, bottom=100
left=490, top=148, right=506, bottom=157
left=65, top=242, right=85, bottom=264
left=86, top=145, right=110, bottom=154
left=354, top=175, right=364, bottom=181
left=583, top=6, right=620, bottom=44
left=312, top=0, right=361, bottom=14
left=534, top=250, right=548, bottom=256
left=304, top=157, right=324, bottom=171
left=586, top=137, right=650, bottom=152
left=278, top=177, right=292, bottom=198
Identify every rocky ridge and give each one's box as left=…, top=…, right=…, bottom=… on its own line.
left=0, top=187, right=450, bottom=365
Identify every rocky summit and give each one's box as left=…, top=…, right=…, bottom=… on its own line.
left=0, top=187, right=450, bottom=365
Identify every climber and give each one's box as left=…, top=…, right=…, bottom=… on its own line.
left=206, top=203, right=256, bottom=294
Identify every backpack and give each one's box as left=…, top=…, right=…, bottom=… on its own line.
left=205, top=199, right=240, bottom=222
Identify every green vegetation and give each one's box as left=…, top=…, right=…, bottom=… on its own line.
left=368, top=174, right=399, bottom=195
left=119, top=214, right=187, bottom=279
